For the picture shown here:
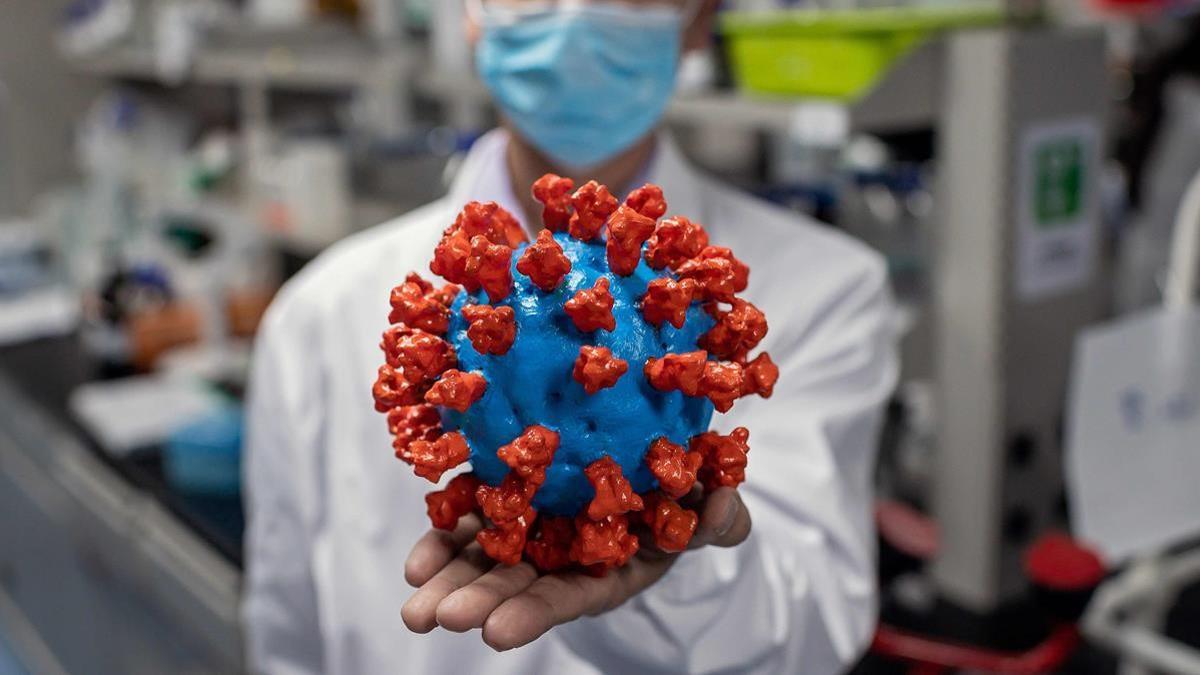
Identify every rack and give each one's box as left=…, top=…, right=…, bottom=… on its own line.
left=67, top=40, right=394, bottom=90
left=64, top=31, right=942, bottom=136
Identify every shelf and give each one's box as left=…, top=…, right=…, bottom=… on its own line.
left=69, top=33, right=942, bottom=134
left=669, top=90, right=801, bottom=134
left=65, top=40, right=396, bottom=91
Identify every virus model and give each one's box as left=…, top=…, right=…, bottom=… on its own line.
left=373, top=174, right=778, bottom=574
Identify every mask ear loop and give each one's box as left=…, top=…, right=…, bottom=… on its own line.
left=681, top=0, right=704, bottom=27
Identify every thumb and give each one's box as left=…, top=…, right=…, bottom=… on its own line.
left=690, top=488, right=752, bottom=549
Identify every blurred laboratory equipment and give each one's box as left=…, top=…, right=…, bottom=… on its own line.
left=254, top=136, right=351, bottom=250
left=1069, top=166, right=1200, bottom=674
left=1115, top=78, right=1200, bottom=311
left=58, top=0, right=137, bottom=57
left=0, top=82, right=14, bottom=217
left=0, top=223, right=79, bottom=346
left=164, top=403, right=244, bottom=496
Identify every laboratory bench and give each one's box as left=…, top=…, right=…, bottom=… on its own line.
left=0, top=336, right=243, bottom=674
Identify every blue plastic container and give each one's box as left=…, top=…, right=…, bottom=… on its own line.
left=164, top=405, right=244, bottom=497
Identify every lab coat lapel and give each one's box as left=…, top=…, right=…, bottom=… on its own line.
left=446, top=129, right=528, bottom=227
left=646, top=132, right=710, bottom=225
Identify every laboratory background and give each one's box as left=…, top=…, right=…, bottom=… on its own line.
left=0, top=0, right=1199, bottom=673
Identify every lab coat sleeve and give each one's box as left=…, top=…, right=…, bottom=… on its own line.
left=554, top=254, right=898, bottom=675
left=242, top=291, right=328, bottom=675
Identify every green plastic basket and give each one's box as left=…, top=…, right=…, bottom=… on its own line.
left=720, top=5, right=1004, bottom=100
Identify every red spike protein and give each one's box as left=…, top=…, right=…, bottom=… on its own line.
left=373, top=176, right=777, bottom=574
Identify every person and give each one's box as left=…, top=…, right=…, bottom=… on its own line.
left=242, top=0, right=898, bottom=673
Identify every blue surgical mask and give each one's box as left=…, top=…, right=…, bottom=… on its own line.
left=474, top=1, right=685, bottom=170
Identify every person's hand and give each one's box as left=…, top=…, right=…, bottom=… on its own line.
left=401, top=486, right=751, bottom=651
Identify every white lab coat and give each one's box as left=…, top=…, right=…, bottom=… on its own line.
left=243, top=129, right=898, bottom=675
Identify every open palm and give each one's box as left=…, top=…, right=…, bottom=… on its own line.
left=401, top=486, right=752, bottom=651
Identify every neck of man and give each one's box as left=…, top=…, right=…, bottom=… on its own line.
left=504, top=125, right=657, bottom=232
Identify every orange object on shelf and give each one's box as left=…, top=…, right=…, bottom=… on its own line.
left=128, top=303, right=204, bottom=371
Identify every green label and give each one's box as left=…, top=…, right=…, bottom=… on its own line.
left=1034, top=138, right=1084, bottom=227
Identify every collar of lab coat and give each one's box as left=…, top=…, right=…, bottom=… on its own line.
left=446, top=128, right=708, bottom=234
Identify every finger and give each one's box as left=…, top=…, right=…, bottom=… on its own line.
left=405, top=513, right=483, bottom=587
left=481, top=556, right=676, bottom=651
left=436, top=561, right=540, bottom=632
left=401, top=542, right=492, bottom=634
left=690, top=488, right=752, bottom=549
left=482, top=572, right=617, bottom=651
left=678, top=482, right=705, bottom=509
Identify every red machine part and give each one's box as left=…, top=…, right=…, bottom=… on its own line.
left=1024, top=532, right=1106, bottom=592
left=373, top=174, right=782, bottom=573
left=872, top=625, right=1082, bottom=675
left=1090, top=0, right=1168, bottom=17
left=871, top=504, right=1103, bottom=675
left=876, top=499, right=940, bottom=562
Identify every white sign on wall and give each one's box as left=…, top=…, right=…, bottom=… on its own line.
left=1066, top=306, right=1200, bottom=561
left=1015, top=118, right=1102, bottom=301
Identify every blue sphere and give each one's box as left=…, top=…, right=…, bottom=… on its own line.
left=444, top=232, right=715, bottom=516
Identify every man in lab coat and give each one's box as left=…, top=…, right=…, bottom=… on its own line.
left=243, top=0, right=898, bottom=673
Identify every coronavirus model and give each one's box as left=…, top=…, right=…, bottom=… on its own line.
left=373, top=174, right=778, bottom=574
